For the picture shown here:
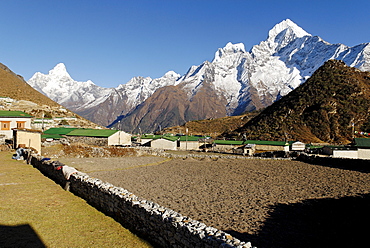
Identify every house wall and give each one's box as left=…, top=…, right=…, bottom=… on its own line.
left=178, top=141, right=200, bottom=150
left=108, top=131, right=131, bottom=146
left=255, top=144, right=289, bottom=152
left=333, top=150, right=358, bottom=159
left=291, top=143, right=306, bottom=151
left=358, top=149, right=370, bottom=159
left=14, top=130, right=41, bottom=153
left=0, top=117, right=31, bottom=139
left=151, top=139, right=177, bottom=150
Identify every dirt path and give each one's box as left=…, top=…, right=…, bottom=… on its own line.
left=0, top=151, right=152, bottom=248
left=58, top=156, right=370, bottom=248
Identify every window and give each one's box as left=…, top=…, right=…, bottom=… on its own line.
left=16, top=121, right=26, bottom=129
left=1, top=121, right=11, bottom=130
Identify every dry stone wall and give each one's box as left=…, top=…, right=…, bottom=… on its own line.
left=66, top=136, right=108, bottom=146
left=24, top=150, right=253, bottom=248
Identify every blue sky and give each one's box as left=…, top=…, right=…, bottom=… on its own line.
left=1, top=0, right=369, bottom=88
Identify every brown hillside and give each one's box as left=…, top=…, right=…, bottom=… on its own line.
left=0, top=63, right=99, bottom=128
left=112, top=81, right=228, bottom=133
left=0, top=63, right=59, bottom=107
left=163, top=112, right=258, bottom=137
left=226, top=60, right=370, bottom=144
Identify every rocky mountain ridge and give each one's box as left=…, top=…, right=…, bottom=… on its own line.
left=227, top=60, right=370, bottom=143
left=27, top=19, right=370, bottom=132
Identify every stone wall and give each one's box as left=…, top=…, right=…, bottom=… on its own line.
left=66, top=136, right=109, bottom=146
left=24, top=150, right=253, bottom=248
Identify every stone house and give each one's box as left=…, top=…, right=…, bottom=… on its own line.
left=0, top=110, right=32, bottom=140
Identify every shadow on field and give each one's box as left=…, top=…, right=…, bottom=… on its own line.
left=0, top=224, right=46, bottom=248
left=225, top=193, right=370, bottom=248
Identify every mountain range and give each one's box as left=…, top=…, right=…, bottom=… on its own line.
left=27, top=19, right=370, bottom=133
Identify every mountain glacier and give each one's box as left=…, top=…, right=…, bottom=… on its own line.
left=27, top=19, right=370, bottom=130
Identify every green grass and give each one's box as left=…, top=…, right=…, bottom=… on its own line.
left=0, top=151, right=152, bottom=248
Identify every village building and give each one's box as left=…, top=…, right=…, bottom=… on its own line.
left=42, top=127, right=131, bottom=146
left=324, top=138, right=370, bottom=160
left=178, top=135, right=203, bottom=150
left=233, top=143, right=256, bottom=156
left=149, top=136, right=179, bottom=150
left=65, top=129, right=131, bottom=146
left=290, top=141, right=306, bottom=151
left=135, top=134, right=162, bottom=146
left=0, top=110, right=33, bottom=140
left=13, top=129, right=41, bottom=153
left=32, top=116, right=78, bottom=130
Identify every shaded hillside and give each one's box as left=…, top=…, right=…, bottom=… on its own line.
left=163, top=112, right=259, bottom=137
left=226, top=60, right=370, bottom=144
left=110, top=80, right=228, bottom=133
left=0, top=63, right=99, bottom=128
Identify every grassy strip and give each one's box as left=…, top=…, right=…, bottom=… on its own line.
left=0, top=151, right=152, bottom=248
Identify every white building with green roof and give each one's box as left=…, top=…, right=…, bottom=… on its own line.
left=0, top=110, right=33, bottom=139
left=65, top=128, right=131, bottom=146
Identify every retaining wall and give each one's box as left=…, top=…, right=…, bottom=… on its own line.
left=24, top=151, right=253, bottom=248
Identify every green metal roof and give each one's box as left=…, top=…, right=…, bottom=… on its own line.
left=0, top=110, right=33, bottom=118
left=354, top=138, right=370, bottom=148
left=41, top=134, right=64, bottom=140
left=161, top=136, right=179, bottom=142
left=43, top=127, right=78, bottom=135
left=214, top=140, right=245, bottom=145
left=66, top=129, right=118, bottom=137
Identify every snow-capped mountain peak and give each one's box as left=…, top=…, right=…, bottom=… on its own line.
left=48, top=63, right=71, bottom=79
left=213, top=42, right=246, bottom=63
left=268, top=19, right=310, bottom=42
left=252, top=19, right=312, bottom=57
left=163, top=70, right=181, bottom=79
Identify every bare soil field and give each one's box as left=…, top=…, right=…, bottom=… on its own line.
left=58, top=156, right=370, bottom=248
